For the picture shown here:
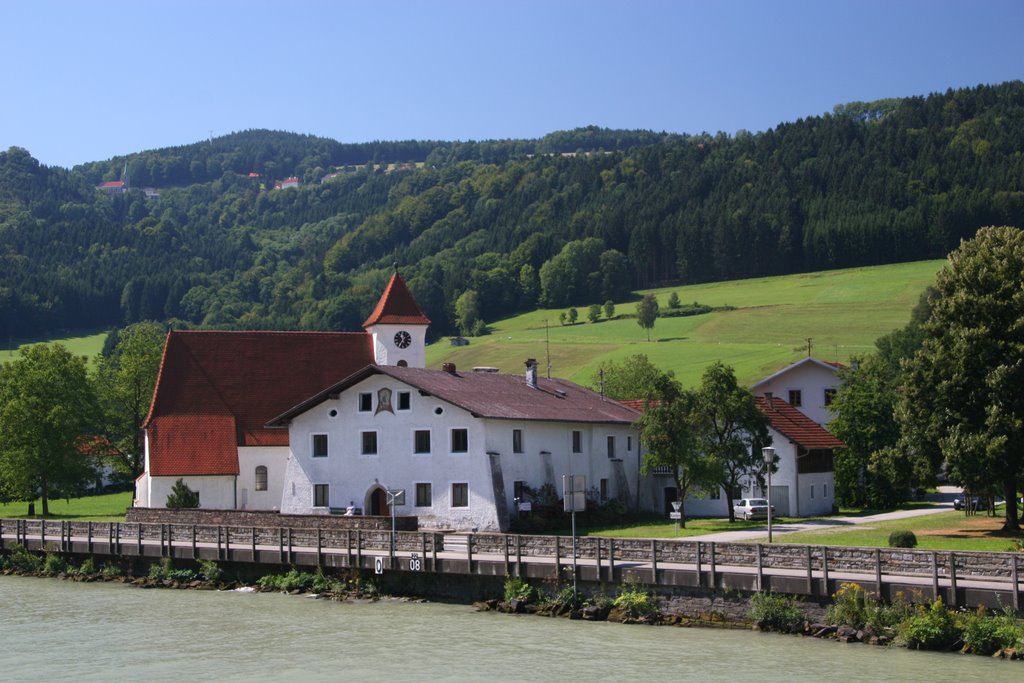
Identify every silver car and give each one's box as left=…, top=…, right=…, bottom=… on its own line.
left=733, top=498, right=774, bottom=520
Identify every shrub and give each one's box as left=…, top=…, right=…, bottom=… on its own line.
left=897, top=598, right=960, bottom=650
left=198, top=560, right=223, bottom=584
left=43, top=552, right=68, bottom=575
left=148, top=558, right=197, bottom=582
left=165, top=478, right=200, bottom=509
left=961, top=606, right=1024, bottom=655
left=613, top=579, right=660, bottom=620
left=100, top=563, right=123, bottom=579
left=503, top=576, right=535, bottom=604
left=3, top=543, right=42, bottom=572
left=257, top=568, right=315, bottom=592
left=888, top=530, right=918, bottom=548
left=751, top=591, right=806, bottom=632
left=826, top=582, right=868, bottom=628
left=77, top=557, right=97, bottom=575
left=552, top=585, right=584, bottom=611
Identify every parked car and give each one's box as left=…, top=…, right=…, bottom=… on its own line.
left=733, top=498, right=775, bottom=520
left=953, top=495, right=981, bottom=511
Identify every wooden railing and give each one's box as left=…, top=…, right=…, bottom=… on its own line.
left=1, top=518, right=1020, bottom=610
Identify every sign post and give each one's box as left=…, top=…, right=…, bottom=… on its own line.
left=386, top=488, right=405, bottom=566
left=670, top=500, right=683, bottom=533
left=562, top=474, right=586, bottom=594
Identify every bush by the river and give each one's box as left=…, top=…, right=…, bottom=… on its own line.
left=750, top=591, right=806, bottom=633
left=809, top=582, right=1024, bottom=657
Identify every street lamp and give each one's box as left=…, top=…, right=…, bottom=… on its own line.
left=762, top=446, right=775, bottom=543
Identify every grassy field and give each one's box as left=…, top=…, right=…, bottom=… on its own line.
left=0, top=492, right=132, bottom=521
left=0, top=330, right=108, bottom=365
left=427, top=259, right=944, bottom=388
left=777, top=509, right=1024, bottom=552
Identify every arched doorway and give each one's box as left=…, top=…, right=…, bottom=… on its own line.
left=367, top=487, right=390, bottom=516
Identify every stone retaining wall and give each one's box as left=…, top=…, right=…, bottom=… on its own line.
left=124, top=508, right=417, bottom=531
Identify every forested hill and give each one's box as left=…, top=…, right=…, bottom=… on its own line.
left=2, top=81, right=1023, bottom=341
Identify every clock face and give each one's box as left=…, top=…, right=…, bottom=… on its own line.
left=394, top=330, right=412, bottom=349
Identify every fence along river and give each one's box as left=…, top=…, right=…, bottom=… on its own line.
left=2, top=517, right=1022, bottom=609
left=0, top=574, right=1009, bottom=682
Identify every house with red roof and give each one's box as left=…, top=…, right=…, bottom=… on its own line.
left=136, top=271, right=430, bottom=510
left=136, top=271, right=642, bottom=530
left=267, top=360, right=640, bottom=530
left=750, top=356, right=844, bottom=427
left=632, top=393, right=843, bottom=518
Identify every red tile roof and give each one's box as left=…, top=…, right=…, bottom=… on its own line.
left=98, top=180, right=124, bottom=188
left=148, top=414, right=239, bottom=476
left=145, top=330, right=375, bottom=474
left=362, top=271, right=431, bottom=327
left=755, top=396, right=845, bottom=449
left=270, top=365, right=641, bottom=426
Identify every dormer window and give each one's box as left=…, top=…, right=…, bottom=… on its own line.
left=788, top=390, right=802, bottom=407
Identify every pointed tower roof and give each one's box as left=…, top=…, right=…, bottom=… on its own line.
left=362, top=270, right=431, bottom=327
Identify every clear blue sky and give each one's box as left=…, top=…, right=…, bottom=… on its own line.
left=3, top=0, right=1022, bottom=169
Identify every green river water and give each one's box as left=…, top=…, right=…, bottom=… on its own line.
left=0, top=576, right=1010, bottom=682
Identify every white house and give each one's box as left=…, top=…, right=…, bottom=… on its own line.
left=267, top=360, right=641, bottom=531
left=633, top=394, right=843, bottom=519
left=750, top=356, right=844, bottom=426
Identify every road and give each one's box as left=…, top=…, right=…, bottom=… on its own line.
left=696, top=486, right=964, bottom=542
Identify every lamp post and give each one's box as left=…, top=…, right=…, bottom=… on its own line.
left=762, top=446, right=775, bottom=543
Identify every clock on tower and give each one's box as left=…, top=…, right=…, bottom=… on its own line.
left=394, top=330, right=412, bottom=349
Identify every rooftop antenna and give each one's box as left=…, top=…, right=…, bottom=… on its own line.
left=598, top=367, right=605, bottom=400
left=805, top=337, right=812, bottom=357
left=544, top=319, right=551, bottom=379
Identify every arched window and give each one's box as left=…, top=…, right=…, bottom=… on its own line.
left=255, top=466, right=268, bottom=491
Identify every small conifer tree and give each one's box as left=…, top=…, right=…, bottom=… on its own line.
left=166, top=478, right=200, bottom=509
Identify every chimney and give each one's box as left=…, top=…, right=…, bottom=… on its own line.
left=442, top=362, right=457, bottom=375
left=764, top=391, right=773, bottom=406
left=525, top=358, right=538, bottom=388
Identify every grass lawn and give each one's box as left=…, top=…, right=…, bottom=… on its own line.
left=0, top=492, right=132, bottom=522
left=542, top=514, right=769, bottom=538
left=777, top=510, right=1024, bottom=553
left=0, top=330, right=109, bottom=365
left=426, top=259, right=943, bottom=388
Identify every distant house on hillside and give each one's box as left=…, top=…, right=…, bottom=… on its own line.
left=750, top=357, right=843, bottom=427
left=97, top=180, right=125, bottom=196
left=275, top=176, right=300, bottom=190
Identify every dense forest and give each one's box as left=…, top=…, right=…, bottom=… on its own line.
left=2, top=82, right=1023, bottom=341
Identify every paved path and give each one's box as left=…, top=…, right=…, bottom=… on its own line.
left=695, top=486, right=962, bottom=542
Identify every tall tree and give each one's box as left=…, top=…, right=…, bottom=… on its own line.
left=636, top=293, right=659, bottom=341
left=697, top=362, right=771, bottom=521
left=899, top=227, right=1024, bottom=530
left=592, top=354, right=679, bottom=401
left=635, top=387, right=717, bottom=528
left=93, top=321, right=166, bottom=478
left=0, top=344, right=102, bottom=515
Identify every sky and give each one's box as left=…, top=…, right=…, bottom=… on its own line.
left=3, top=0, right=1023, bottom=169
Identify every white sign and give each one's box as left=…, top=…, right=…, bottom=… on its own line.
left=374, top=557, right=384, bottom=574
left=518, top=501, right=532, bottom=512
left=409, top=554, right=421, bottom=572
left=387, top=489, right=406, bottom=506
left=562, top=474, right=586, bottom=513
left=669, top=511, right=682, bottom=520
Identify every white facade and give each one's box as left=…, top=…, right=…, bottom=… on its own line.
left=366, top=321, right=427, bottom=369
left=279, top=372, right=639, bottom=531
left=136, top=473, right=239, bottom=510
left=750, top=357, right=841, bottom=426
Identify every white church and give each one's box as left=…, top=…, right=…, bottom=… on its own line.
left=135, top=271, right=640, bottom=531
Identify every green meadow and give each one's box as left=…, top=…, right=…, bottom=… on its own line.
left=427, top=259, right=945, bottom=388
left=0, top=330, right=108, bottom=365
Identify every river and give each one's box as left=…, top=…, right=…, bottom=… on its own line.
left=0, top=576, right=1010, bottom=682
